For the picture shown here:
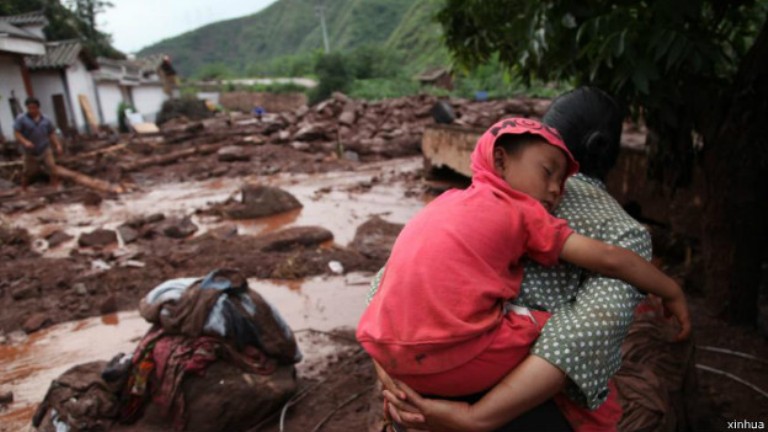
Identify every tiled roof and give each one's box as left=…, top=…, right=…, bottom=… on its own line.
left=25, top=40, right=97, bottom=70
left=0, top=21, right=43, bottom=41
left=0, top=10, right=47, bottom=26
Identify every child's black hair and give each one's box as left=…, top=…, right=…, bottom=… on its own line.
left=494, top=133, right=541, bottom=157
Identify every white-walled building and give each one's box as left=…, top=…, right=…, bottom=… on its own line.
left=0, top=10, right=168, bottom=139
left=26, top=40, right=100, bottom=135
left=93, top=55, right=168, bottom=126
left=0, top=11, right=46, bottom=141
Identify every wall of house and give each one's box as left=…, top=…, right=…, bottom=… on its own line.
left=65, top=61, right=100, bottom=132
left=132, top=84, right=167, bottom=122
left=29, top=70, right=70, bottom=129
left=0, top=53, right=29, bottom=141
left=96, top=82, right=124, bottom=126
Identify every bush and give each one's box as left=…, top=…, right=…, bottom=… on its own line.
left=117, top=101, right=134, bottom=133
left=310, top=53, right=352, bottom=104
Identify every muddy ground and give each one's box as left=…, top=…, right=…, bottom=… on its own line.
left=0, top=94, right=766, bottom=430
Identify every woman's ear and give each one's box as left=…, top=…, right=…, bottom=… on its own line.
left=493, top=147, right=506, bottom=173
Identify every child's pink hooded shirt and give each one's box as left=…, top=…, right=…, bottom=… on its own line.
left=357, top=118, right=579, bottom=376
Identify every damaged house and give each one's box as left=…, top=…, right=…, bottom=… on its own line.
left=0, top=10, right=168, bottom=139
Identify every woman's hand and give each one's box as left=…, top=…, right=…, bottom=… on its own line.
left=661, top=291, right=691, bottom=341
left=383, top=380, right=481, bottom=432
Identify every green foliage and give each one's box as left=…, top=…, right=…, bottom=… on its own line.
left=0, top=0, right=123, bottom=58
left=348, top=78, right=425, bottom=100
left=310, top=53, right=352, bottom=104
left=246, top=51, right=323, bottom=77
left=194, top=63, right=235, bottom=81
left=139, top=0, right=415, bottom=78
left=116, top=101, right=133, bottom=133
left=436, top=0, right=768, bottom=185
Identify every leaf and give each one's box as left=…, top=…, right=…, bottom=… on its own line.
left=632, top=70, right=650, bottom=94
left=665, top=35, right=687, bottom=71
left=615, top=29, right=627, bottom=57
left=561, top=13, right=577, bottom=29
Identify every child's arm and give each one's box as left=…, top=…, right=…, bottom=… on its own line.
left=560, top=233, right=691, bottom=340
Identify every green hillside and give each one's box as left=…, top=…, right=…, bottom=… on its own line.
left=385, top=0, right=450, bottom=73
left=138, top=0, right=442, bottom=77
left=138, top=0, right=452, bottom=77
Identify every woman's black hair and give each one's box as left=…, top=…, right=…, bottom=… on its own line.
left=542, top=87, right=625, bottom=180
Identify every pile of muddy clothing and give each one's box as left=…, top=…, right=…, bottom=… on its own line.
left=34, top=269, right=301, bottom=432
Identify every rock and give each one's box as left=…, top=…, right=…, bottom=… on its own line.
left=116, top=224, right=139, bottom=244
left=11, top=283, right=40, bottom=301
left=290, top=141, right=311, bottom=151
left=73, top=283, right=88, bottom=296
left=99, top=295, right=118, bottom=315
left=78, top=229, right=117, bottom=248
left=217, top=146, right=251, bottom=162
left=349, top=216, right=404, bottom=266
left=161, top=217, right=199, bottom=239
left=46, top=230, right=73, bottom=248
left=224, top=185, right=303, bottom=220
left=254, top=226, right=333, bottom=252
left=22, top=313, right=51, bottom=334
left=338, top=108, right=357, bottom=126
left=0, top=390, right=13, bottom=405
left=81, top=191, right=103, bottom=207
left=0, top=178, right=15, bottom=190
left=293, top=124, right=326, bottom=141
left=208, top=225, right=239, bottom=240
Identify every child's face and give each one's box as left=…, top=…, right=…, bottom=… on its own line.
left=494, top=140, right=568, bottom=212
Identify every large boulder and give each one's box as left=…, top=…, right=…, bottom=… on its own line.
left=224, top=185, right=303, bottom=220
left=349, top=216, right=403, bottom=266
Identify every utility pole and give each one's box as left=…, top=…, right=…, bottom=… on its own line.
left=315, top=1, right=330, bottom=53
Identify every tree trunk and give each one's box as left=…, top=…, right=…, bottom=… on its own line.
left=700, top=18, right=768, bottom=325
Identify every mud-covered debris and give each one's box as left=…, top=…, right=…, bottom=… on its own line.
left=160, top=217, right=199, bottom=239
left=254, top=226, right=333, bottom=252
left=349, top=216, right=404, bottom=266
left=116, top=225, right=139, bottom=244
left=46, top=230, right=73, bottom=248
left=78, top=229, right=118, bottom=248
left=217, top=145, right=251, bottom=162
left=99, top=295, right=118, bottom=315
left=11, top=282, right=40, bottom=301
left=22, top=313, right=51, bottom=334
left=223, top=184, right=303, bottom=220
left=81, top=191, right=103, bottom=207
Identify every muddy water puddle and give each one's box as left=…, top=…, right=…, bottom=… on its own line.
left=10, top=157, right=425, bottom=257
left=0, top=276, right=370, bottom=431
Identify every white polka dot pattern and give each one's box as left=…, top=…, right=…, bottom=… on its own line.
left=365, top=174, right=651, bottom=410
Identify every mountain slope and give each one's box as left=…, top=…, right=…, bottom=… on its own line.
left=139, top=0, right=419, bottom=76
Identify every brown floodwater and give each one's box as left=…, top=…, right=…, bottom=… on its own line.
left=0, top=276, right=371, bottom=431
left=12, top=157, right=425, bottom=257
left=1, top=158, right=426, bottom=431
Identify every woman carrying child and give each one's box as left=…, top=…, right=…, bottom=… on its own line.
left=358, top=88, right=690, bottom=432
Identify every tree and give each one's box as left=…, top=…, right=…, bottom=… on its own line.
left=0, top=0, right=122, bottom=58
left=436, top=0, right=768, bottom=326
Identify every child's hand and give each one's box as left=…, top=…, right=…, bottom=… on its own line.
left=662, top=291, right=691, bottom=341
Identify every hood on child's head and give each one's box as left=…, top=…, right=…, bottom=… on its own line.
left=470, top=117, right=579, bottom=192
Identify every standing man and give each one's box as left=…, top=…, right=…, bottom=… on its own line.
left=14, top=97, right=63, bottom=191
left=158, top=55, right=179, bottom=98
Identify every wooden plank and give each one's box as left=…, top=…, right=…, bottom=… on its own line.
left=78, top=94, right=100, bottom=133
left=132, top=123, right=160, bottom=134
left=52, top=165, right=124, bottom=194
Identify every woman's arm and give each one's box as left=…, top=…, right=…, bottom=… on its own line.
left=381, top=355, right=566, bottom=432
left=560, top=233, right=690, bottom=340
